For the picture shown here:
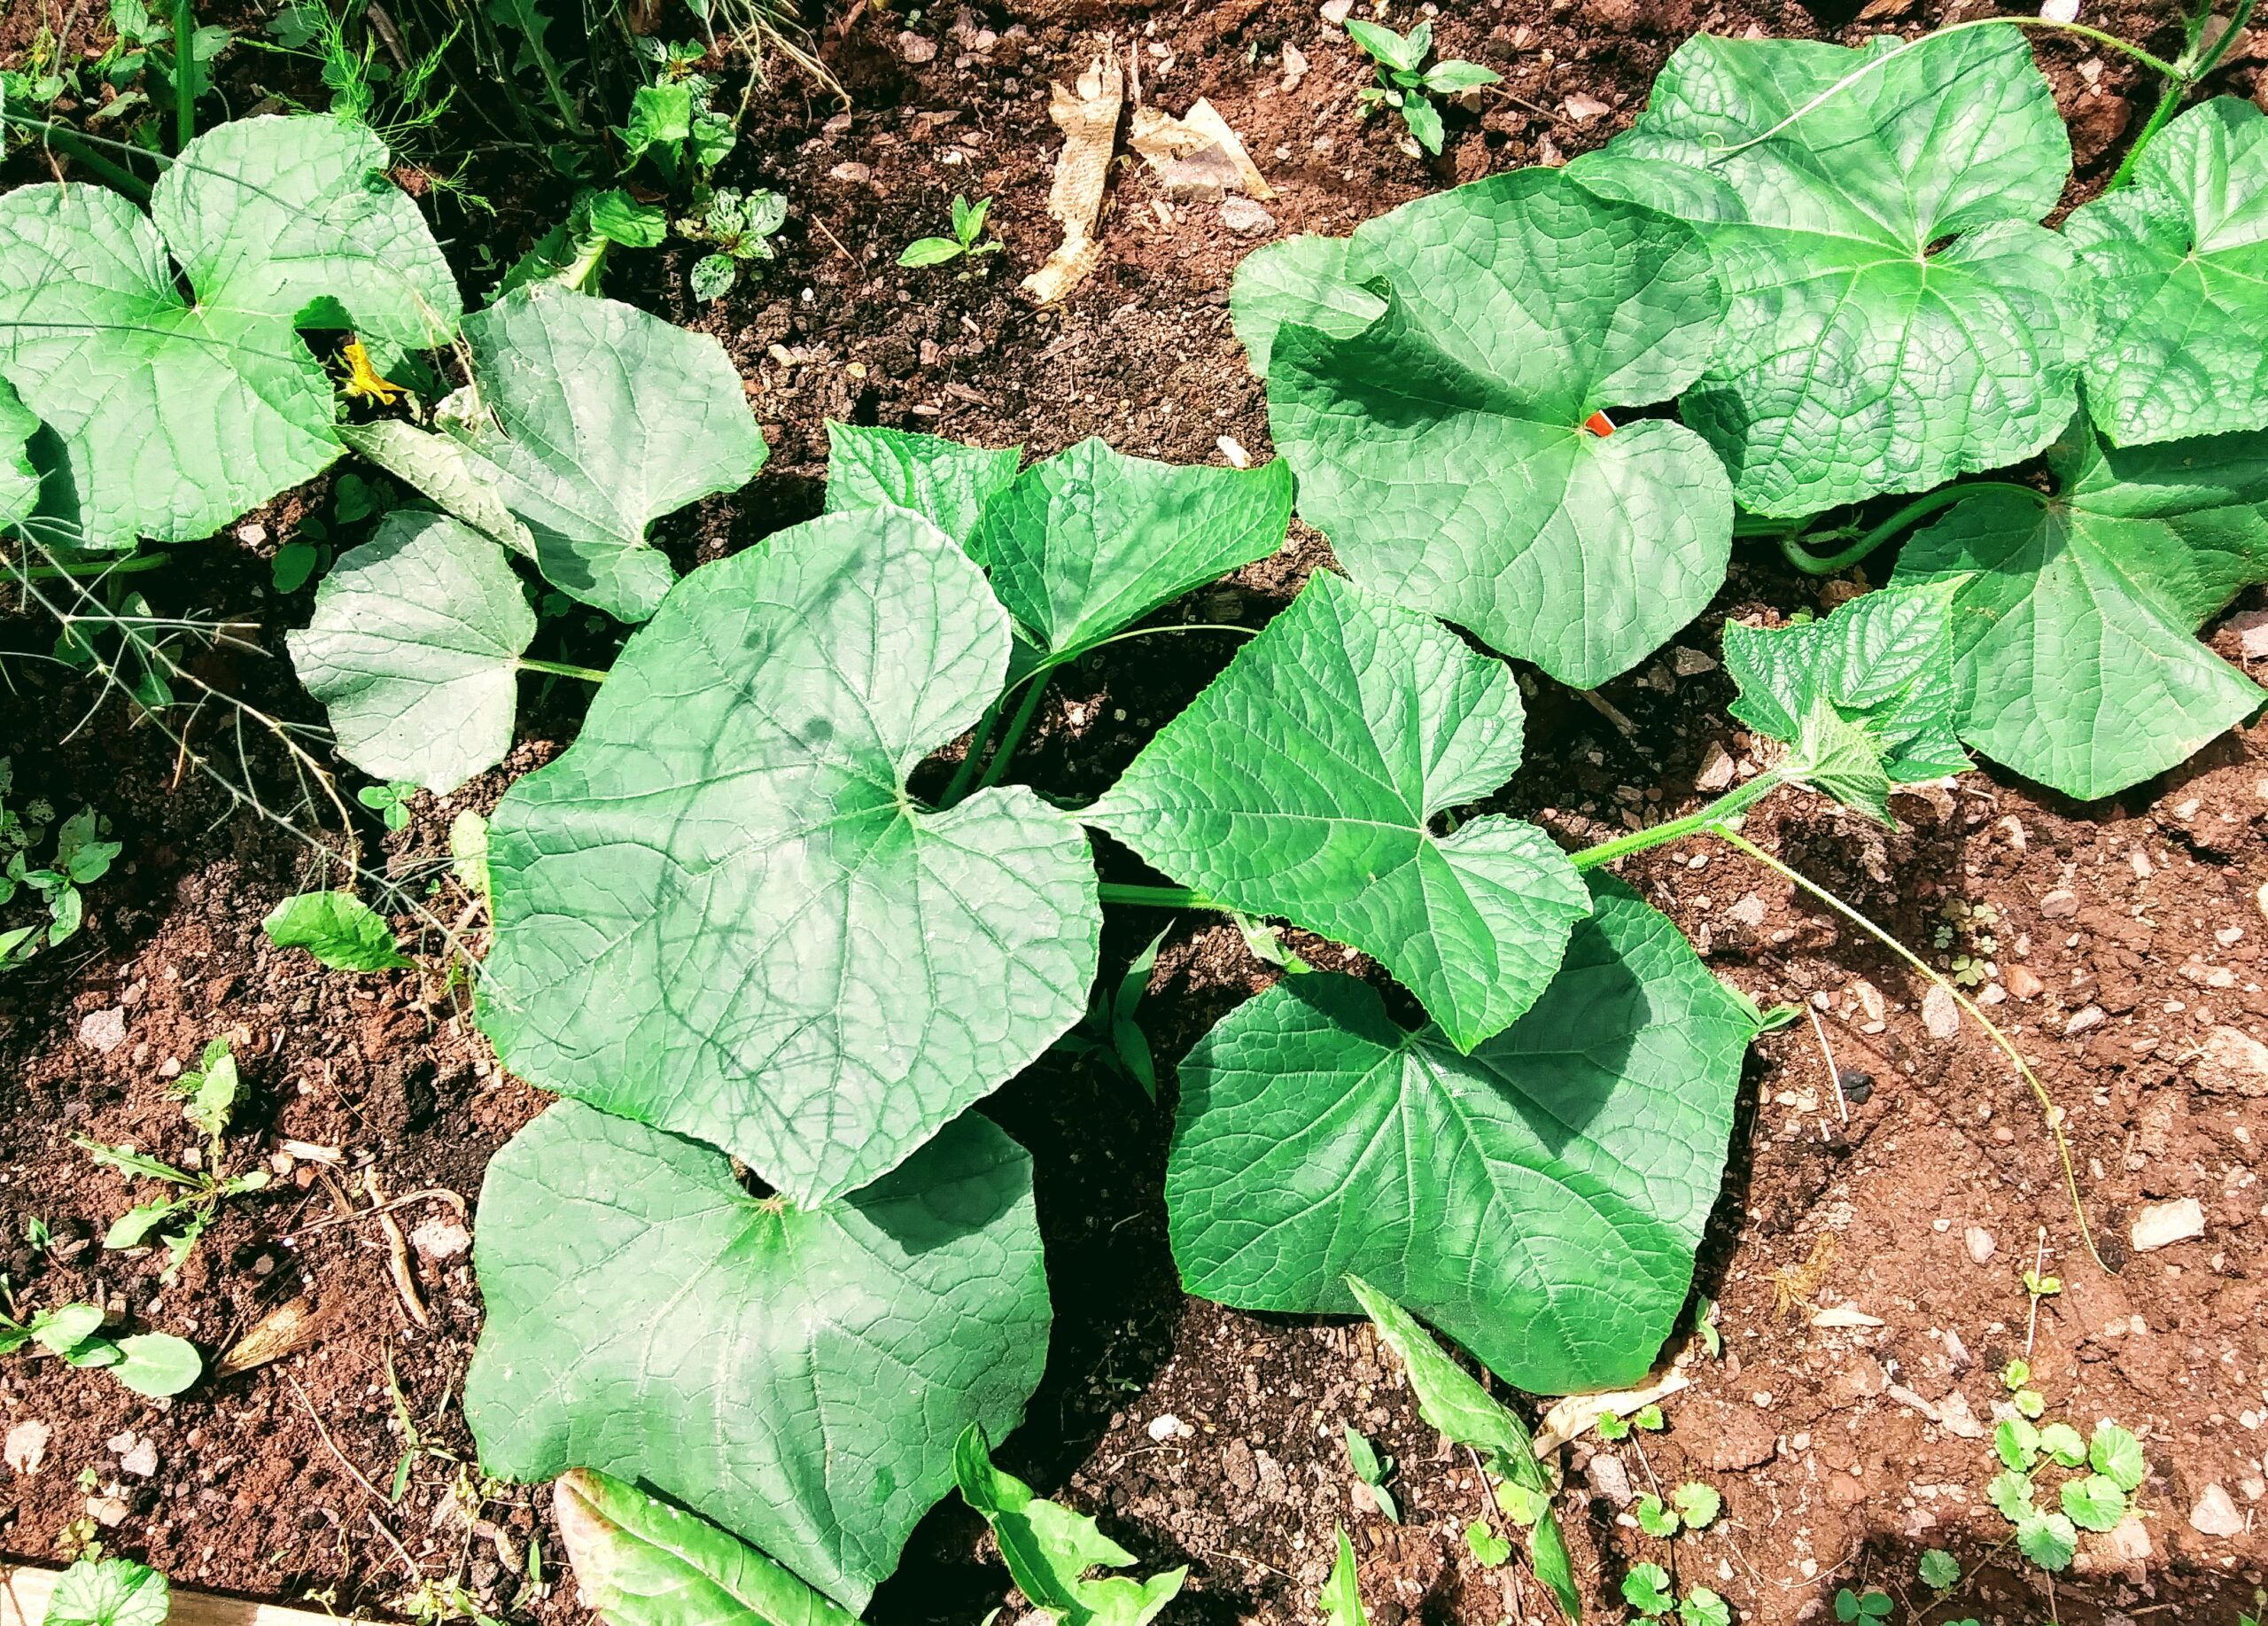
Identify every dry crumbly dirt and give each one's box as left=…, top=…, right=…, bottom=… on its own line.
left=4, top=0, right=2268, bottom=1622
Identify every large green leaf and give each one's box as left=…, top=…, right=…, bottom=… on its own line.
left=1890, top=428, right=2268, bottom=798
left=1571, top=28, right=2081, bottom=517
left=1166, top=877, right=1755, bottom=1395
left=952, top=1427, right=1186, bottom=1626
left=553, top=1468, right=859, bottom=1626
left=1088, top=570, right=1589, bottom=1050
left=1229, top=236, right=1379, bottom=380
left=151, top=114, right=461, bottom=354
left=0, top=377, right=37, bottom=533
left=1722, top=581, right=1969, bottom=821
left=2067, top=97, right=2268, bottom=447
left=287, top=512, right=536, bottom=794
left=467, top=1103, right=1052, bottom=1614
left=822, top=423, right=1021, bottom=551
left=967, top=439, right=1293, bottom=668
left=447, top=287, right=765, bottom=622
left=1255, top=167, right=1732, bottom=688
left=476, top=506, right=1101, bottom=1207
left=0, top=116, right=455, bottom=549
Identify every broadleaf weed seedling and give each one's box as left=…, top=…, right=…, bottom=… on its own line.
left=1343, top=19, right=1500, bottom=155
left=898, top=194, right=1003, bottom=268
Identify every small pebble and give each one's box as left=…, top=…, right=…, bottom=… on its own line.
left=2190, top=1482, right=2243, bottom=1537
left=1964, top=1226, right=1995, bottom=1265
left=1837, top=1069, right=1873, bottom=1105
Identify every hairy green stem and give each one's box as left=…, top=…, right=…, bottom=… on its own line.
left=951, top=622, right=1257, bottom=804
left=0, top=113, right=154, bottom=198
left=11, top=551, right=172, bottom=582
left=517, top=657, right=609, bottom=683
left=2110, top=0, right=2256, bottom=186
left=1706, top=821, right=2105, bottom=1272
left=1779, top=481, right=2041, bottom=576
left=941, top=691, right=1012, bottom=807
left=1568, top=770, right=1785, bottom=871
left=976, top=668, right=1052, bottom=792
left=174, top=0, right=199, bottom=152
left=1098, top=883, right=1217, bottom=909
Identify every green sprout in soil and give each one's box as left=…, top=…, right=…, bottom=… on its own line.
left=360, top=778, right=420, bottom=831
left=0, top=764, right=120, bottom=966
left=1341, top=1424, right=1400, bottom=1523
left=77, top=1034, right=268, bottom=1280
left=1833, top=1589, right=1891, bottom=1622
left=899, top=194, right=1002, bottom=268
left=1343, top=18, right=1499, bottom=155
left=679, top=186, right=788, bottom=303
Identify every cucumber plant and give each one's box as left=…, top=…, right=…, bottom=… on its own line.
left=1240, top=25, right=2268, bottom=801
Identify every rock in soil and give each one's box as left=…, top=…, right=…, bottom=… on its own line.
left=2131, top=1197, right=2206, bottom=1252
left=2189, top=1482, right=2244, bottom=1537
left=2195, top=1025, right=2268, bottom=1095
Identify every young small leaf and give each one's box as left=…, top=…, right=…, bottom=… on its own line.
left=32, top=1303, right=105, bottom=1357
left=1681, top=1589, right=1732, bottom=1626
left=1622, top=1563, right=1674, bottom=1618
left=2015, top=1510, right=2078, bottom=1571
left=1631, top=1404, right=1666, bottom=1433
left=898, top=236, right=965, bottom=268
left=1318, top=1523, right=1367, bottom=1626
left=955, top=1426, right=1186, bottom=1626
left=261, top=891, right=412, bottom=973
left=1595, top=1412, right=1631, bottom=1442
left=2037, top=1421, right=2086, bottom=1468
left=1635, top=1494, right=1680, bottom=1537
left=1994, top=1417, right=2039, bottom=1470
left=1671, top=1482, right=1720, bottom=1530
left=2089, top=1422, right=2146, bottom=1492
left=1918, top=1548, right=1959, bottom=1589
left=690, top=254, right=736, bottom=303
left=2061, top=1474, right=2128, bottom=1533
left=1342, top=1426, right=1387, bottom=1486
left=1344, top=19, right=1418, bottom=72
left=1463, top=1519, right=1510, bottom=1568
left=1399, top=92, right=1444, bottom=154
left=449, top=811, right=491, bottom=902
left=1986, top=1467, right=2037, bottom=1522
left=552, top=1466, right=860, bottom=1626
left=105, top=1332, right=201, bottom=1397
left=40, top=1556, right=168, bottom=1626
left=2015, top=1388, right=2046, bottom=1420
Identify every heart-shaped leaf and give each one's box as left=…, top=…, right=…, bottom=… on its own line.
left=1891, top=426, right=2268, bottom=798
left=967, top=439, right=1293, bottom=670
left=1167, top=877, right=1756, bottom=1394
left=822, top=423, right=1021, bottom=551
left=467, top=1102, right=1052, bottom=1613
left=446, top=287, right=765, bottom=622
left=1253, top=167, right=1732, bottom=688
left=2067, top=97, right=2268, bottom=447
left=1572, top=28, right=2081, bottom=517
left=0, top=116, right=454, bottom=548
left=288, top=512, right=537, bottom=794
left=1089, top=569, right=1590, bottom=1049
left=476, top=505, right=1101, bottom=1207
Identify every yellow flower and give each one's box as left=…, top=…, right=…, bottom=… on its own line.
left=336, top=339, right=405, bottom=408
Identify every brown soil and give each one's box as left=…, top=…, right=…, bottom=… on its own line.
left=4, top=0, right=2268, bottom=1622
